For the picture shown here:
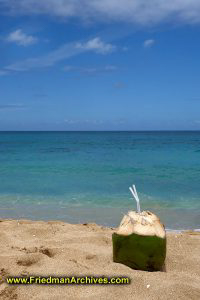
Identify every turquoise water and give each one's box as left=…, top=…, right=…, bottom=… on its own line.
left=0, top=131, right=199, bottom=229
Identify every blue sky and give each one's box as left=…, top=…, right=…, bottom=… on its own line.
left=1, top=0, right=200, bottom=130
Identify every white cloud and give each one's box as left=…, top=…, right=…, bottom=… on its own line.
left=75, top=37, right=115, bottom=54
left=63, top=64, right=117, bottom=74
left=6, top=29, right=38, bottom=46
left=4, top=38, right=115, bottom=72
left=64, top=119, right=105, bottom=125
left=0, top=104, right=26, bottom=110
left=1, top=1, right=200, bottom=25
left=64, top=119, right=78, bottom=124
left=144, top=39, right=155, bottom=48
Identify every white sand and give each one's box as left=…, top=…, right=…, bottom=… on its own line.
left=0, top=219, right=199, bottom=300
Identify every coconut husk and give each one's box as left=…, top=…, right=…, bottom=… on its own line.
left=112, top=211, right=166, bottom=271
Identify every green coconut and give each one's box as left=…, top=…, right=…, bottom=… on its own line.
left=112, top=210, right=166, bottom=271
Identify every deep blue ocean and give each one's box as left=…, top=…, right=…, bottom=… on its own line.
left=0, top=131, right=199, bottom=230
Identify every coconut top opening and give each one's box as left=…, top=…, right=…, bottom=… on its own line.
left=116, top=210, right=166, bottom=239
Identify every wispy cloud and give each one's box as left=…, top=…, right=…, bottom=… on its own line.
left=75, top=37, right=115, bottom=54
left=113, top=82, right=126, bottom=89
left=143, top=39, right=155, bottom=48
left=64, top=119, right=104, bottom=125
left=1, top=1, right=200, bottom=26
left=0, top=70, right=8, bottom=76
left=6, top=29, right=38, bottom=46
left=63, top=118, right=125, bottom=126
left=33, top=93, right=48, bottom=99
left=4, top=37, right=115, bottom=73
left=63, top=64, right=117, bottom=75
left=0, top=104, right=26, bottom=110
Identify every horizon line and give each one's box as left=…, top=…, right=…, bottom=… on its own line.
left=0, top=130, right=200, bottom=132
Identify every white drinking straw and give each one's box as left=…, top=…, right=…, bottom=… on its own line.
left=129, top=185, right=141, bottom=213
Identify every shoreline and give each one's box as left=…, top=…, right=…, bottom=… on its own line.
left=0, top=219, right=200, bottom=299
left=1, top=217, right=200, bottom=233
left=0, top=202, right=199, bottom=230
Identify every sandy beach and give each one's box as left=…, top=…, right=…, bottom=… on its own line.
left=0, top=219, right=199, bottom=300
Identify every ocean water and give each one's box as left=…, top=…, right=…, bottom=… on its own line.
left=0, top=131, right=199, bottom=230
